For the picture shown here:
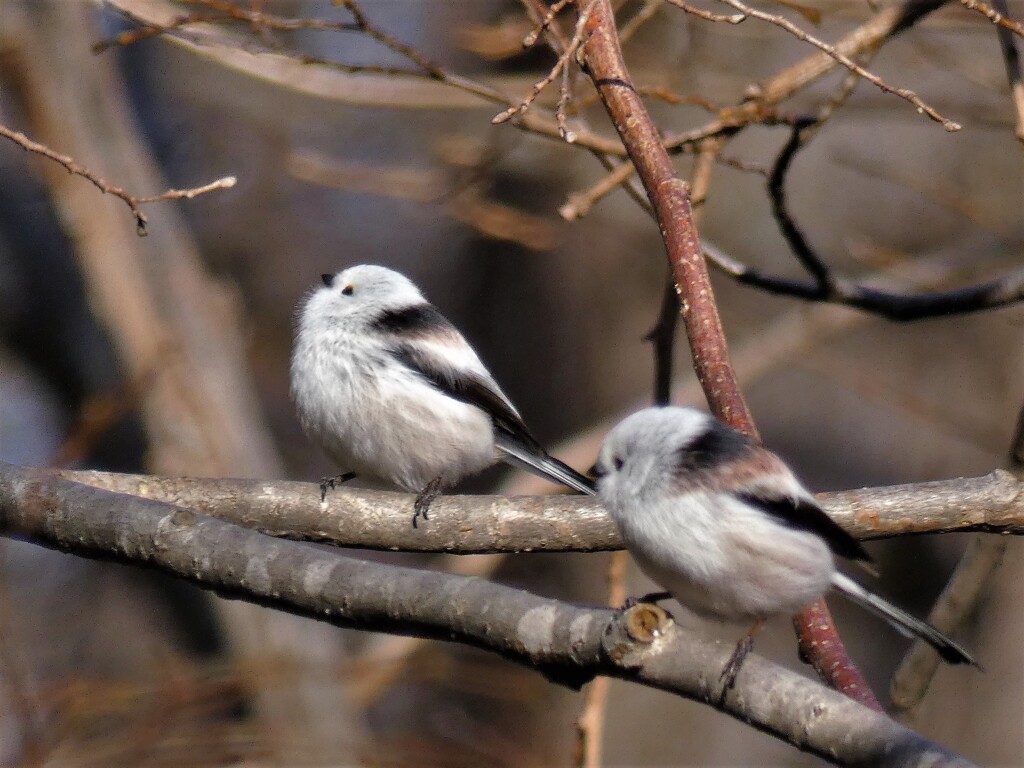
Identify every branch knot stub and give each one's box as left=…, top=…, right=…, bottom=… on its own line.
left=153, top=507, right=201, bottom=552
left=602, top=604, right=674, bottom=667
left=625, top=603, right=671, bottom=643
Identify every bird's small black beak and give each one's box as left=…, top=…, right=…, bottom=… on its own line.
left=321, top=273, right=335, bottom=288
left=588, top=462, right=604, bottom=480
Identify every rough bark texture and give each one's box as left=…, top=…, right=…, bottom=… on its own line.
left=0, top=462, right=978, bottom=768
left=53, top=467, right=1023, bottom=553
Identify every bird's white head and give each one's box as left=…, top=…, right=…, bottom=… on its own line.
left=302, top=264, right=427, bottom=328
left=594, top=406, right=732, bottom=503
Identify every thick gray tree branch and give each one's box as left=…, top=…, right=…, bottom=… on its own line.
left=54, top=466, right=1024, bottom=553
left=0, top=462, right=976, bottom=767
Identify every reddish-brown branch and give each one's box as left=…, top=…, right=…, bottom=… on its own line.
left=576, top=0, right=882, bottom=711
left=578, top=1, right=749, bottom=428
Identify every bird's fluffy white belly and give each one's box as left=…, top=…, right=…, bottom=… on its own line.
left=619, top=492, right=834, bottom=621
left=294, top=347, right=496, bottom=491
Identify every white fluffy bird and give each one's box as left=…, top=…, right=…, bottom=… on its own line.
left=291, top=265, right=593, bottom=524
left=593, top=406, right=977, bottom=677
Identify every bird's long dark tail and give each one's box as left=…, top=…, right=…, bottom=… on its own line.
left=496, top=437, right=596, bottom=495
left=831, top=572, right=978, bottom=666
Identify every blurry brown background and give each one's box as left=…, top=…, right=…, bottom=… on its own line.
left=0, top=1, right=1021, bottom=765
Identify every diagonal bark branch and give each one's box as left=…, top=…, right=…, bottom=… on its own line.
left=579, top=1, right=749, bottom=427
left=0, top=463, right=977, bottom=768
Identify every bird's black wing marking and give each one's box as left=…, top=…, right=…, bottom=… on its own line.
left=389, top=342, right=544, bottom=453
left=677, top=420, right=750, bottom=471
left=371, top=304, right=455, bottom=337
left=735, top=491, right=872, bottom=564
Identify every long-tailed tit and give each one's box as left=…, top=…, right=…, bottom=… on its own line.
left=290, top=264, right=594, bottom=525
left=593, top=406, right=977, bottom=683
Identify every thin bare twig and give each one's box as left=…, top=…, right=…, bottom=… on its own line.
left=92, top=12, right=237, bottom=52
left=664, top=0, right=745, bottom=24
left=647, top=273, right=681, bottom=406
left=560, top=124, right=743, bottom=220
left=493, top=1, right=597, bottom=127
left=133, top=176, right=238, bottom=203
left=815, top=47, right=876, bottom=124
left=521, top=0, right=573, bottom=50
left=558, top=52, right=577, bottom=140
left=566, top=0, right=949, bottom=216
left=0, top=122, right=235, bottom=235
left=957, top=0, right=1024, bottom=39
left=660, top=0, right=950, bottom=151
left=710, top=0, right=961, bottom=130
left=560, top=159, right=637, bottom=220
left=96, top=0, right=442, bottom=84
left=769, top=118, right=834, bottom=289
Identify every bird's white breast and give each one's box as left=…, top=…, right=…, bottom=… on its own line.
left=611, top=489, right=835, bottom=621
left=290, top=325, right=497, bottom=491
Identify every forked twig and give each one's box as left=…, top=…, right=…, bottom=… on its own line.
left=493, top=1, right=597, bottom=128
left=0, top=122, right=235, bottom=235
left=521, top=0, right=573, bottom=49
left=709, top=0, right=961, bottom=130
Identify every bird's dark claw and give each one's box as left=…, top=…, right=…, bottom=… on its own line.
left=412, top=477, right=443, bottom=528
left=319, top=472, right=357, bottom=502
left=716, top=618, right=765, bottom=705
left=717, top=634, right=754, bottom=702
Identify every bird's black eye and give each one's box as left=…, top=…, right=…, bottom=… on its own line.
left=613, top=456, right=624, bottom=471
left=341, top=285, right=354, bottom=296
left=321, top=273, right=334, bottom=288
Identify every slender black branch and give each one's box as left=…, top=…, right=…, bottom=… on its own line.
left=645, top=270, right=680, bottom=406
left=0, top=463, right=978, bottom=767
left=723, top=116, right=1024, bottom=321
left=768, top=118, right=833, bottom=291
left=703, top=240, right=1024, bottom=322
